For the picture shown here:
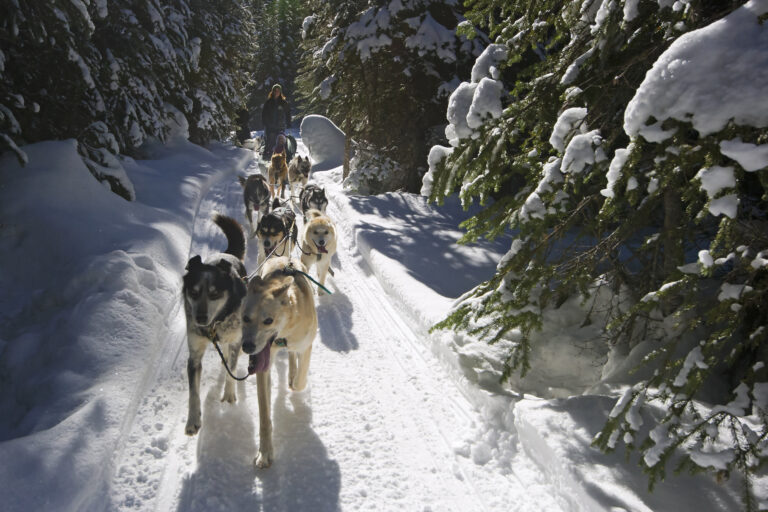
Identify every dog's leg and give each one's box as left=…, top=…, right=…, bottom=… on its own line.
left=288, top=352, right=298, bottom=389
left=288, top=178, right=296, bottom=208
left=221, top=342, right=239, bottom=403
left=291, top=343, right=312, bottom=392
left=255, top=369, right=273, bottom=468
left=246, top=204, right=254, bottom=238
left=185, top=345, right=205, bottom=435
left=317, top=258, right=331, bottom=294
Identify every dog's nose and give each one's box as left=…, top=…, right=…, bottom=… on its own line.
left=195, top=315, right=207, bottom=325
left=317, top=239, right=325, bottom=246
left=242, top=340, right=256, bottom=354
left=264, top=240, right=271, bottom=247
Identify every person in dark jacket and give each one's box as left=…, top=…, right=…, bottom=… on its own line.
left=261, top=84, right=291, bottom=160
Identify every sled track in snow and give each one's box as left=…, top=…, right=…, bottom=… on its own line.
left=104, top=163, right=252, bottom=511
left=102, top=143, right=562, bottom=511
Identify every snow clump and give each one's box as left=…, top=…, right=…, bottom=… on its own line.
left=625, top=0, right=768, bottom=141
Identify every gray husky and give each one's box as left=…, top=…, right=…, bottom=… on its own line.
left=299, top=184, right=328, bottom=220
left=238, top=174, right=271, bottom=237
left=287, top=155, right=311, bottom=200
left=182, top=214, right=247, bottom=436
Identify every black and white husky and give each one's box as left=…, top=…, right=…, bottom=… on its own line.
left=238, top=173, right=271, bottom=237
left=255, top=198, right=298, bottom=262
left=299, top=184, right=328, bottom=220
left=182, top=214, right=247, bottom=436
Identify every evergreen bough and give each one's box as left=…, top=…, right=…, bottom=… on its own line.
left=427, top=0, right=767, bottom=507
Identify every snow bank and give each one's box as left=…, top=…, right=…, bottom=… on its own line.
left=0, top=138, right=253, bottom=511
left=317, top=158, right=753, bottom=508
left=625, top=0, right=768, bottom=141
left=300, top=114, right=345, bottom=171
left=514, top=396, right=742, bottom=511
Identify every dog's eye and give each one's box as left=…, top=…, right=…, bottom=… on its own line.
left=263, top=318, right=273, bottom=325
left=243, top=316, right=252, bottom=323
left=189, top=289, right=200, bottom=298
left=209, top=291, right=221, bottom=299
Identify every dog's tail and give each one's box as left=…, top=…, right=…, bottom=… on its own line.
left=237, top=175, right=247, bottom=187
left=213, top=214, right=246, bottom=260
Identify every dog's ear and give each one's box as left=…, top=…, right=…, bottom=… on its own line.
left=247, top=275, right=265, bottom=291
left=272, top=197, right=280, bottom=210
left=272, top=278, right=293, bottom=298
left=186, top=255, right=202, bottom=271
left=216, top=260, right=231, bottom=273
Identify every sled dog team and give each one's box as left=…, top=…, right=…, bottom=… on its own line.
left=183, top=151, right=334, bottom=469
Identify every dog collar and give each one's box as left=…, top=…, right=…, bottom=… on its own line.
left=201, top=323, right=220, bottom=342
left=275, top=338, right=287, bottom=347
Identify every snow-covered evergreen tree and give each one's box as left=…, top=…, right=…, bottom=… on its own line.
left=247, top=0, right=306, bottom=126
left=426, top=0, right=767, bottom=505
left=0, top=0, right=256, bottom=198
left=185, top=0, right=256, bottom=144
left=296, top=0, right=484, bottom=192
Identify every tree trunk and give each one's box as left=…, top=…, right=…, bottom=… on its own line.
left=662, top=188, right=684, bottom=277
left=343, top=135, right=351, bottom=181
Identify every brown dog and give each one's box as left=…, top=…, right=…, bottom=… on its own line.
left=268, top=152, right=289, bottom=199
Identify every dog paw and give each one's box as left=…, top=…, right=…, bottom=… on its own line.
left=185, top=419, right=201, bottom=436
left=290, top=380, right=308, bottom=392
left=221, top=390, right=237, bottom=403
left=254, top=450, right=273, bottom=469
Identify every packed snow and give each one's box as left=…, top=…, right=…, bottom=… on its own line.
left=0, top=116, right=761, bottom=511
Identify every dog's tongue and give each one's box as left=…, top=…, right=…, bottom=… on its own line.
left=315, top=243, right=328, bottom=254
left=248, top=341, right=272, bottom=374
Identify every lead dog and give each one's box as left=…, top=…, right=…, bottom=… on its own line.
left=241, top=256, right=318, bottom=468
left=182, top=214, right=247, bottom=436
left=238, top=173, right=271, bottom=237
left=300, top=209, right=337, bottom=294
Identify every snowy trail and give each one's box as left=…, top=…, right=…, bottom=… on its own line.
left=105, top=142, right=562, bottom=511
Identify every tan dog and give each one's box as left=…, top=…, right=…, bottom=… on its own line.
left=300, top=209, right=337, bottom=294
left=241, top=256, right=318, bottom=468
left=267, top=152, right=289, bottom=199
